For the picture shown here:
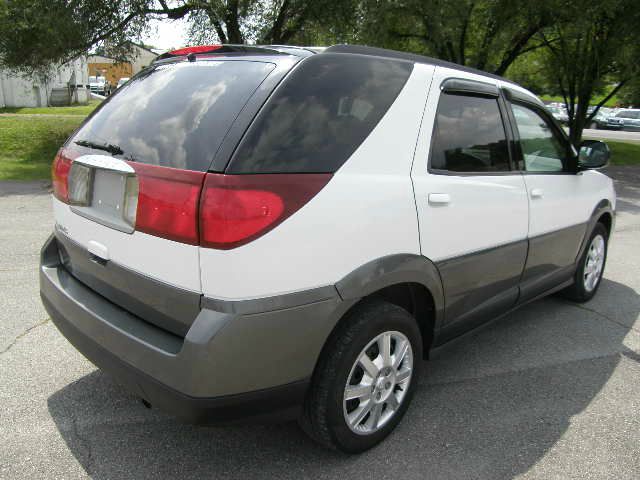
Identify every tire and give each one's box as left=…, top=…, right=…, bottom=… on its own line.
left=562, top=222, right=608, bottom=302
left=299, top=299, right=422, bottom=453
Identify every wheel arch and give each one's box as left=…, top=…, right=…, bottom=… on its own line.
left=575, top=199, right=614, bottom=263
left=327, top=255, right=445, bottom=361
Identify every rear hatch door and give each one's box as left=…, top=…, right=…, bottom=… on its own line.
left=52, top=58, right=279, bottom=336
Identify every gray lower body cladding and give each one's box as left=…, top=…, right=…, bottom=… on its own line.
left=40, top=234, right=344, bottom=424
left=54, top=229, right=200, bottom=337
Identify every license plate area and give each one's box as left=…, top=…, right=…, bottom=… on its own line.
left=69, top=157, right=138, bottom=234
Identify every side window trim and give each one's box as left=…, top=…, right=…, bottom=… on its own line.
left=441, top=78, right=500, bottom=97
left=502, top=92, right=576, bottom=175
left=498, top=89, right=523, bottom=171
left=427, top=81, right=517, bottom=176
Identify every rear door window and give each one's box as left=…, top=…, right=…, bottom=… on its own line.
left=430, top=93, right=510, bottom=173
left=70, top=60, right=276, bottom=171
left=227, top=54, right=413, bottom=173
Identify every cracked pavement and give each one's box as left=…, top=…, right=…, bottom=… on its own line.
left=1, top=167, right=639, bottom=479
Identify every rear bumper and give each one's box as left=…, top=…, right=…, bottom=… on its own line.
left=40, top=234, right=343, bottom=424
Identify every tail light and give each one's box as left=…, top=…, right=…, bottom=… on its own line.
left=53, top=152, right=331, bottom=249
left=128, top=163, right=205, bottom=245
left=199, top=174, right=331, bottom=250
left=51, top=148, right=80, bottom=202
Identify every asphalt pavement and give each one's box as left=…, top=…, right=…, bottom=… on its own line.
left=1, top=168, right=639, bottom=479
left=582, top=128, right=640, bottom=143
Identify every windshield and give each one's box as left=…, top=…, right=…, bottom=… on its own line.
left=71, top=60, right=276, bottom=171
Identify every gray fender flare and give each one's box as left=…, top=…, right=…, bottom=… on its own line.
left=575, top=199, right=614, bottom=263
left=335, top=254, right=445, bottom=331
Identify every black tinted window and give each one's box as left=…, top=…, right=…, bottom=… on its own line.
left=228, top=54, right=413, bottom=173
left=430, top=93, right=510, bottom=172
left=71, top=61, right=275, bottom=171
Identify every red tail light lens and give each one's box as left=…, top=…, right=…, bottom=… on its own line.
left=199, top=173, right=332, bottom=250
left=53, top=155, right=331, bottom=249
left=129, top=163, right=205, bottom=245
left=51, top=148, right=80, bottom=203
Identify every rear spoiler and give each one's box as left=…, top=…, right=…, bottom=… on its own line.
left=153, top=44, right=316, bottom=63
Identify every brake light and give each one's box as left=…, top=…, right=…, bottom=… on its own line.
left=129, top=163, right=205, bottom=245
left=51, top=148, right=80, bottom=203
left=169, top=45, right=223, bottom=56
left=54, top=155, right=331, bottom=249
left=199, top=173, right=332, bottom=250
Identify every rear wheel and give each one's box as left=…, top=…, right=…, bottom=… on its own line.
left=562, top=222, right=608, bottom=302
left=300, top=299, right=422, bottom=453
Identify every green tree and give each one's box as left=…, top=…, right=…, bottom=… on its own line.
left=358, top=0, right=555, bottom=76
left=0, top=0, right=355, bottom=74
left=536, top=0, right=639, bottom=144
left=619, top=79, right=640, bottom=107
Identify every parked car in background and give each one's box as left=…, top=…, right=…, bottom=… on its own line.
left=88, top=75, right=111, bottom=96
left=547, top=104, right=569, bottom=124
left=41, top=44, right=615, bottom=453
left=606, top=109, right=640, bottom=130
left=587, top=106, right=615, bottom=129
left=116, top=77, right=130, bottom=89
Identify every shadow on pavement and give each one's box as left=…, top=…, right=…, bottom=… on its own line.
left=48, top=279, right=639, bottom=479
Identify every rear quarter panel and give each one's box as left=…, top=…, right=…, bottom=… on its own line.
left=199, top=63, right=436, bottom=300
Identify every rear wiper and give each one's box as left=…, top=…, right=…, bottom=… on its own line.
left=75, top=139, right=124, bottom=156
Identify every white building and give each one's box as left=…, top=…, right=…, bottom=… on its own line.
left=87, top=43, right=159, bottom=81
left=0, top=57, right=89, bottom=108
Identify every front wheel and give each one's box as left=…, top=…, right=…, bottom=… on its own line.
left=300, top=299, right=422, bottom=453
left=562, top=222, right=608, bottom=302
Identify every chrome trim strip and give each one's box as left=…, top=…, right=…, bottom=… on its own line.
left=74, top=154, right=135, bottom=173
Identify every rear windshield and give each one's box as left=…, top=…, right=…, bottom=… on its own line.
left=71, top=60, right=276, bottom=171
left=227, top=54, right=413, bottom=173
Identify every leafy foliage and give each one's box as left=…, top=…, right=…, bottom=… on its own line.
left=0, top=0, right=357, bottom=74
left=356, top=0, right=555, bottom=75
left=534, top=0, right=639, bottom=142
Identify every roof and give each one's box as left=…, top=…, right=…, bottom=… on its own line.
left=151, top=43, right=517, bottom=87
left=87, top=54, right=118, bottom=63
left=128, top=42, right=159, bottom=56
left=324, top=44, right=514, bottom=84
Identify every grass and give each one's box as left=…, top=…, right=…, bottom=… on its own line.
left=540, top=93, right=621, bottom=108
left=602, top=141, right=640, bottom=166
left=0, top=116, right=83, bottom=180
left=0, top=99, right=101, bottom=116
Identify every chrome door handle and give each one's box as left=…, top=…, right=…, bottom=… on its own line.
left=428, top=193, right=451, bottom=205
left=530, top=188, right=544, bottom=199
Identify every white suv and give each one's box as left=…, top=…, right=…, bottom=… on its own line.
left=40, top=44, right=615, bottom=453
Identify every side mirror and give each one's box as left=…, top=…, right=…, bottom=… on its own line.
left=578, top=140, right=610, bottom=170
